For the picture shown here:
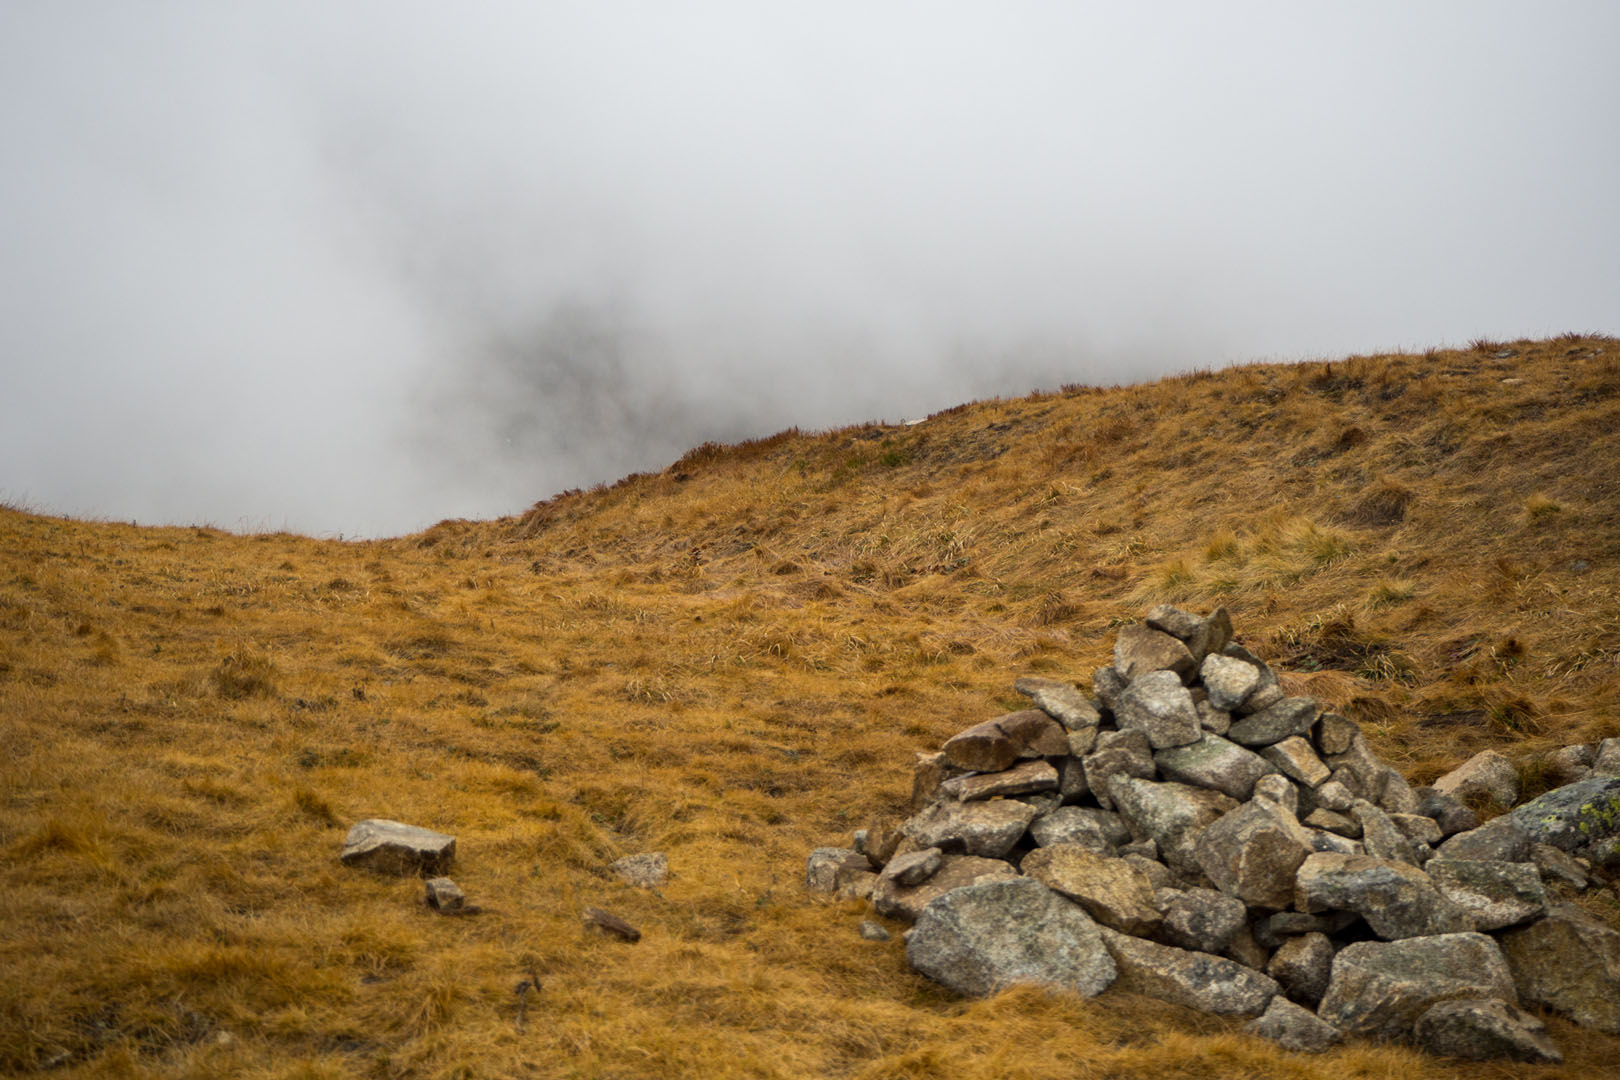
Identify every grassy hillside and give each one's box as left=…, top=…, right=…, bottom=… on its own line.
left=3, top=335, right=1618, bottom=1079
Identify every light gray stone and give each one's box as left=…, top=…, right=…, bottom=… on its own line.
left=1237, top=682, right=1286, bottom=717
left=1055, top=756, right=1089, bottom=803
left=1413, top=998, right=1562, bottom=1064
left=881, top=847, right=944, bottom=887
left=1022, top=845, right=1162, bottom=937
left=1196, top=798, right=1318, bottom=910
left=1416, top=785, right=1480, bottom=837
left=941, top=719, right=1018, bottom=773
left=1424, top=858, right=1547, bottom=930
left=1542, top=744, right=1595, bottom=787
left=1244, top=996, right=1342, bottom=1054
left=870, top=853, right=1018, bottom=923
left=940, top=760, right=1058, bottom=802
left=1092, top=665, right=1128, bottom=712
left=1432, top=750, right=1521, bottom=810
left=1114, top=669, right=1202, bottom=749
left=1497, top=902, right=1620, bottom=1034
left=1109, top=775, right=1238, bottom=879
left=859, top=920, right=891, bottom=941
left=1261, top=736, right=1331, bottom=787
left=1353, top=801, right=1419, bottom=865
left=1029, top=805, right=1129, bottom=852
left=1153, top=732, right=1274, bottom=801
left=1266, top=932, right=1335, bottom=1008
left=1314, top=779, right=1357, bottom=813
left=1200, top=653, right=1261, bottom=712
left=906, top=878, right=1117, bottom=998
left=1252, top=773, right=1300, bottom=816
left=1228, top=697, right=1317, bottom=748
left=902, top=798, right=1039, bottom=858
left=1389, top=812, right=1443, bottom=847
left=1014, top=676, right=1102, bottom=731
left=1156, top=886, right=1247, bottom=953
left=1195, top=698, right=1231, bottom=735
left=1592, top=737, right=1620, bottom=777
left=1528, top=842, right=1590, bottom=889
left=1114, top=625, right=1197, bottom=683
left=1317, top=933, right=1516, bottom=1042
left=806, top=847, right=877, bottom=899
left=609, top=852, right=670, bottom=888
left=1376, top=770, right=1422, bottom=815
left=1098, top=926, right=1279, bottom=1017
left=340, top=819, right=456, bottom=876
left=424, top=877, right=465, bottom=912
left=1083, top=728, right=1156, bottom=810
left=1322, top=734, right=1393, bottom=803
left=1303, top=808, right=1360, bottom=837
left=1437, top=815, right=1532, bottom=863
left=1313, top=712, right=1360, bottom=757
left=1295, top=852, right=1475, bottom=940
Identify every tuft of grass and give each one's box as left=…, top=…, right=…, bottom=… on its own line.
left=1524, top=492, right=1563, bottom=520
left=209, top=651, right=278, bottom=699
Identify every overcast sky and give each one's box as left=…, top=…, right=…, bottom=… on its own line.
left=2, top=3, right=1616, bottom=537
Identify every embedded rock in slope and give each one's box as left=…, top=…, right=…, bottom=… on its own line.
left=340, top=819, right=456, bottom=876
left=1412, top=998, right=1563, bottom=1064
left=906, top=878, right=1116, bottom=998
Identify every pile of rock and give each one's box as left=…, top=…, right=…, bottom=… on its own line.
left=808, top=606, right=1620, bottom=1062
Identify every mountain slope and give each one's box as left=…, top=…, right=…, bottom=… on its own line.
left=2, top=335, right=1617, bottom=1079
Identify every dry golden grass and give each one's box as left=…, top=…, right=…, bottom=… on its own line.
left=3, top=335, right=1620, bottom=1078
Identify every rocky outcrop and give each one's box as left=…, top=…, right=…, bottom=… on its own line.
left=340, top=819, right=456, bottom=876
left=808, top=606, right=1620, bottom=1062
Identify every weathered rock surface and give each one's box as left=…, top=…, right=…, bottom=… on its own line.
left=1416, top=786, right=1480, bottom=837
left=1114, top=625, right=1197, bottom=683
left=941, top=719, right=1019, bottom=772
left=806, top=847, right=878, bottom=900
left=1317, top=933, right=1516, bottom=1041
left=1243, top=996, right=1343, bottom=1054
left=1157, top=886, right=1247, bottom=953
left=1295, top=853, right=1474, bottom=939
left=424, top=877, right=465, bottom=913
left=1022, top=845, right=1162, bottom=937
left=1412, top=998, right=1563, bottom=1064
left=1029, top=805, right=1129, bottom=851
left=1432, top=750, right=1520, bottom=810
left=902, top=798, right=1040, bottom=858
left=880, top=847, right=943, bottom=887
left=940, top=759, right=1059, bottom=802
left=1227, top=697, right=1316, bottom=748
left=1199, top=653, right=1260, bottom=712
left=1262, top=737, right=1331, bottom=788
left=906, top=878, right=1116, bottom=998
left=1497, top=902, right=1620, bottom=1034
left=1196, top=798, right=1317, bottom=909
left=1083, top=729, right=1157, bottom=810
left=1113, top=669, right=1202, bottom=749
left=1153, top=733, right=1273, bottom=801
left=1423, top=858, right=1546, bottom=930
left=1353, top=802, right=1419, bottom=866
left=1109, top=776, right=1237, bottom=878
left=609, top=852, right=669, bottom=888
left=1509, top=774, right=1620, bottom=855
left=1267, top=931, right=1334, bottom=1008
left=1436, top=815, right=1531, bottom=862
left=340, top=819, right=456, bottom=876
left=871, top=854, right=1017, bottom=922
left=997, top=708, right=1072, bottom=758
left=1014, top=676, right=1102, bottom=731
left=1098, top=926, right=1279, bottom=1016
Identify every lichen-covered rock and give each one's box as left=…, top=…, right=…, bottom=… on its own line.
left=1109, top=775, right=1238, bottom=879
left=1313, top=712, right=1360, bottom=757
left=1497, top=902, right=1620, bottom=1034
left=906, top=878, right=1116, bottom=998
left=1295, top=852, right=1474, bottom=940
left=1436, top=815, right=1531, bottom=863
left=1014, top=676, right=1102, bottom=731
left=340, top=819, right=456, bottom=876
left=1316, top=933, right=1515, bottom=1041
left=1098, top=926, right=1279, bottom=1017
left=1261, top=737, right=1331, bottom=788
left=1509, top=775, right=1620, bottom=856
left=902, top=798, right=1039, bottom=858
left=609, top=851, right=670, bottom=888
left=1196, top=798, right=1316, bottom=910
left=1352, top=801, right=1419, bottom=866
left=1423, top=858, right=1546, bottom=931
left=1227, top=697, right=1316, bottom=748
left=1432, top=750, right=1521, bottom=810
left=1022, top=845, right=1162, bottom=937
left=1243, top=996, right=1343, bottom=1054
left=1156, top=886, right=1247, bottom=953
left=1543, top=744, right=1595, bottom=787
left=1114, top=669, right=1202, bottom=749
left=1412, top=998, right=1562, bottom=1064
left=870, top=853, right=1017, bottom=922
left=881, top=847, right=944, bottom=887
left=1267, top=931, right=1334, bottom=1008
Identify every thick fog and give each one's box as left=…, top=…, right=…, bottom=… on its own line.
left=2, top=4, right=1617, bottom=537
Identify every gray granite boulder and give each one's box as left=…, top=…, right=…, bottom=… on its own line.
left=1114, top=669, right=1202, bottom=749
left=1014, top=676, right=1102, bottom=731
left=1295, top=853, right=1474, bottom=939
left=902, top=798, right=1039, bottom=858
left=1199, top=653, right=1261, bottom=712
left=1083, top=729, right=1156, bottom=810
left=1156, top=886, right=1247, bottom=954
left=906, top=878, right=1116, bottom=998
left=1022, top=845, right=1162, bottom=937
left=1432, top=750, right=1520, bottom=810
left=1497, top=902, right=1620, bottom=1034
left=1243, top=997, right=1342, bottom=1054
left=1029, top=805, right=1129, bottom=852
left=1196, top=798, right=1316, bottom=910
left=1423, top=858, right=1546, bottom=930
left=1412, top=998, right=1562, bottom=1063
left=1098, top=926, right=1279, bottom=1017
left=1227, top=697, right=1317, bottom=748
left=1109, top=775, right=1238, bottom=879
left=1436, top=815, right=1531, bottom=862
left=1267, top=931, right=1335, bottom=1008
left=1114, top=625, right=1197, bottom=683
left=1509, top=774, right=1620, bottom=855
left=1153, top=732, right=1273, bottom=801
left=871, top=853, right=1017, bottom=923
left=1317, top=932, right=1515, bottom=1041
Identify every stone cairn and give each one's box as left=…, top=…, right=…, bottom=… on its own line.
left=808, top=606, right=1620, bottom=1062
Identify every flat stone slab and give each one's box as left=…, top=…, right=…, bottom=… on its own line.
left=870, top=854, right=1017, bottom=923
left=940, top=760, right=1058, bottom=802
left=1423, top=858, right=1547, bottom=930
left=1098, top=926, right=1279, bottom=1017
left=902, top=798, right=1039, bottom=858
left=340, top=819, right=456, bottom=876
left=907, top=878, right=1116, bottom=998
left=1154, top=732, right=1273, bottom=801
left=1014, top=676, right=1101, bottom=730
left=1227, top=697, right=1316, bottom=748
left=1021, top=845, right=1162, bottom=937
